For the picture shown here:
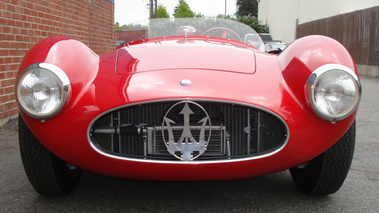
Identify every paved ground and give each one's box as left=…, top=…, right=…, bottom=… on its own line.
left=1, top=77, right=378, bottom=213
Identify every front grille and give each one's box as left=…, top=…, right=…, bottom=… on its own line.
left=147, top=126, right=226, bottom=159
left=89, top=100, right=287, bottom=161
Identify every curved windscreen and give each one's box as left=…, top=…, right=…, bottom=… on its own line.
left=121, top=18, right=265, bottom=51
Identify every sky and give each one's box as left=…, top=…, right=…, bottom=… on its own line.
left=115, top=0, right=238, bottom=25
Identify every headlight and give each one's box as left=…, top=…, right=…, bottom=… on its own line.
left=17, top=63, right=71, bottom=119
left=306, top=64, right=361, bottom=122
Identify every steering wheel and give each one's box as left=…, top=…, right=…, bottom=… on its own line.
left=202, top=27, right=242, bottom=41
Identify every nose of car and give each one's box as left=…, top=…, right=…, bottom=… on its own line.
left=115, top=39, right=257, bottom=75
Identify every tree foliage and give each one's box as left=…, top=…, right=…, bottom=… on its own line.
left=157, top=5, right=169, bottom=18
left=174, top=0, right=194, bottom=18
left=114, top=22, right=123, bottom=30
left=195, top=13, right=205, bottom=18
left=121, top=24, right=147, bottom=31
left=234, top=15, right=268, bottom=33
left=237, top=0, right=258, bottom=17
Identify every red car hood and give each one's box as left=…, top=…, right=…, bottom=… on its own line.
left=116, top=39, right=256, bottom=75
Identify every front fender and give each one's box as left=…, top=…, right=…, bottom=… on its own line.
left=18, top=37, right=104, bottom=148
left=279, top=35, right=357, bottom=73
left=278, top=36, right=358, bottom=123
left=19, top=37, right=101, bottom=111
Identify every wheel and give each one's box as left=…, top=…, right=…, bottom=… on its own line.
left=19, top=116, right=82, bottom=195
left=290, top=121, right=356, bottom=195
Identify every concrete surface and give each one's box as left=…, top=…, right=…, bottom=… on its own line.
left=0, top=114, right=18, bottom=129
left=358, top=64, right=379, bottom=78
left=0, top=77, right=378, bottom=213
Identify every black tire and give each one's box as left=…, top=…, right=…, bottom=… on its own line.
left=290, top=121, right=355, bottom=196
left=19, top=116, right=83, bottom=195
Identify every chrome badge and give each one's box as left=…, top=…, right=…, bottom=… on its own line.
left=162, top=101, right=211, bottom=161
left=180, top=79, right=192, bottom=87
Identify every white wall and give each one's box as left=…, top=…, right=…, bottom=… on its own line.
left=258, top=0, right=379, bottom=44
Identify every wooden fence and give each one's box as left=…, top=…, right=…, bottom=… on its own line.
left=297, top=6, right=379, bottom=66
left=116, top=29, right=148, bottom=43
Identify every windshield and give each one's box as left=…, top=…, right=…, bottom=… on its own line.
left=120, top=18, right=265, bottom=51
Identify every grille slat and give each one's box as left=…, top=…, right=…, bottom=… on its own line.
left=90, top=101, right=287, bottom=161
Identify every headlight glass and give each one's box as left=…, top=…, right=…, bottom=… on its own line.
left=17, top=63, right=70, bottom=119
left=307, top=64, right=361, bottom=121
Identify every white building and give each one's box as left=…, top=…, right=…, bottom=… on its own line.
left=258, top=0, right=379, bottom=44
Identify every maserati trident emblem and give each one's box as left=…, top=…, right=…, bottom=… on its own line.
left=162, top=101, right=211, bottom=161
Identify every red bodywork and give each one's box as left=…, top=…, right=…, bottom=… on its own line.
left=18, top=35, right=358, bottom=181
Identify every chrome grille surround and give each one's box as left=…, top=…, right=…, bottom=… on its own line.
left=88, top=99, right=290, bottom=164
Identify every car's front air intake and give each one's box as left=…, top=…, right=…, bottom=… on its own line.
left=89, top=100, right=288, bottom=161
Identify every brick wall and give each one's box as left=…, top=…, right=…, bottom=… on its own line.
left=0, top=0, right=115, bottom=125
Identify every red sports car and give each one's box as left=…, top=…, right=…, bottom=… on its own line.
left=16, top=18, right=361, bottom=196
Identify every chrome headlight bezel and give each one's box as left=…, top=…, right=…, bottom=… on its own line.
left=306, top=64, right=361, bottom=122
left=16, top=63, right=71, bottom=119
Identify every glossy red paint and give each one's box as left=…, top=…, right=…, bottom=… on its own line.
left=18, top=35, right=357, bottom=181
left=279, top=35, right=357, bottom=74
left=116, top=36, right=256, bottom=74
left=19, top=36, right=72, bottom=71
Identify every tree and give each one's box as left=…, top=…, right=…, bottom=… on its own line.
left=235, top=15, right=269, bottom=33
left=237, top=0, right=258, bottom=17
left=157, top=5, right=169, bottom=18
left=173, top=0, right=194, bottom=18
left=195, top=13, right=205, bottom=18
left=114, top=22, right=123, bottom=29
left=217, top=14, right=226, bottom=19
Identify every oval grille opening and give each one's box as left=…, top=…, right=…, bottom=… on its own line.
left=89, top=100, right=288, bottom=161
